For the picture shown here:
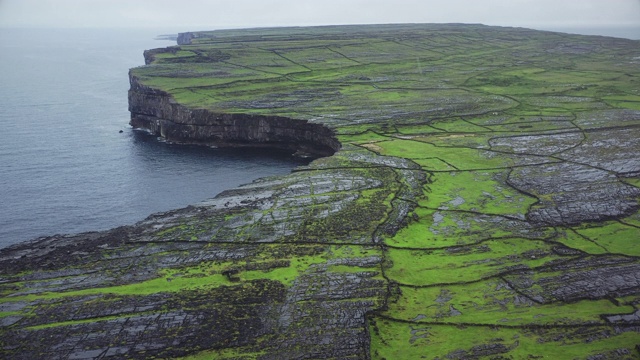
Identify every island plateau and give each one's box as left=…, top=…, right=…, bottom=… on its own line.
left=2, top=23, right=640, bottom=359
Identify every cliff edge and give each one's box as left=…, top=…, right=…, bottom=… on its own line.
left=128, top=75, right=340, bottom=157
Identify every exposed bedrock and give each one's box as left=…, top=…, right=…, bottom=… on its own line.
left=128, top=75, right=340, bottom=157
left=508, top=162, right=640, bottom=226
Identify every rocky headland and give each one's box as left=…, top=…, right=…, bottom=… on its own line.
left=128, top=76, right=340, bottom=156
left=2, top=24, right=640, bottom=359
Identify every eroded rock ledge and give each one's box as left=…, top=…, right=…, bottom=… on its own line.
left=129, top=75, right=340, bottom=157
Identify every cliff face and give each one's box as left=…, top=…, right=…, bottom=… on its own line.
left=128, top=75, right=340, bottom=157
left=176, top=31, right=193, bottom=45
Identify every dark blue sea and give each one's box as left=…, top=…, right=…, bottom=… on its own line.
left=0, top=28, right=308, bottom=248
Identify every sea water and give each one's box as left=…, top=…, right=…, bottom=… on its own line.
left=0, top=28, right=308, bottom=248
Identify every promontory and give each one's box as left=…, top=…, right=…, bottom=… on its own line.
left=2, top=24, right=640, bottom=359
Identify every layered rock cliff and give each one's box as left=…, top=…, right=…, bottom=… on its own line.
left=128, top=75, right=340, bottom=157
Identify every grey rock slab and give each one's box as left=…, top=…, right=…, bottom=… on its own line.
left=508, top=162, right=640, bottom=225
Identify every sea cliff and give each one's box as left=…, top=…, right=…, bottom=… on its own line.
left=129, top=75, right=340, bottom=156
left=2, top=24, right=640, bottom=359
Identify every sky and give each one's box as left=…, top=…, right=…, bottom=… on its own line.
left=0, top=0, right=639, bottom=32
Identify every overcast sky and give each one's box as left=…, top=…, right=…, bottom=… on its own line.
left=0, top=0, right=639, bottom=31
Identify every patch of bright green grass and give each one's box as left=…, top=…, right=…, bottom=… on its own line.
left=419, top=170, right=537, bottom=216
left=412, top=157, right=458, bottom=171
left=384, top=208, right=460, bottom=248
left=553, top=229, right=610, bottom=255
left=4, top=265, right=232, bottom=303
left=409, top=132, right=494, bottom=149
left=604, top=99, right=640, bottom=110
left=385, top=238, right=565, bottom=286
left=0, top=311, right=20, bottom=319
left=384, top=207, right=545, bottom=248
left=385, top=279, right=634, bottom=325
left=370, top=319, right=640, bottom=359
left=242, top=257, right=321, bottom=286
left=573, top=221, right=640, bottom=256
left=376, top=138, right=511, bottom=170
left=239, top=245, right=380, bottom=286
left=428, top=118, right=494, bottom=133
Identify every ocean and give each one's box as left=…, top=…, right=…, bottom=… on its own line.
left=0, top=28, right=308, bottom=248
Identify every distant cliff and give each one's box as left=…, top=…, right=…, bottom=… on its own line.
left=128, top=74, right=340, bottom=157
left=177, top=32, right=194, bottom=45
